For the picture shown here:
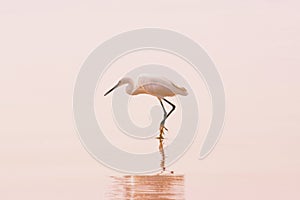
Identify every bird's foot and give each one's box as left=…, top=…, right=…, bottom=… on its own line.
left=156, top=135, right=164, bottom=140
left=161, top=125, right=168, bottom=131
left=156, top=125, right=168, bottom=139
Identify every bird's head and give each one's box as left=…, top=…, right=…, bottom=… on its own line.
left=118, top=77, right=132, bottom=86
left=104, top=77, right=132, bottom=96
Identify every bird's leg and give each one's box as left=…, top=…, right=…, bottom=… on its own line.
left=157, top=98, right=168, bottom=139
left=162, top=98, right=176, bottom=122
left=157, top=98, right=176, bottom=139
left=159, top=98, right=167, bottom=118
left=159, top=98, right=168, bottom=129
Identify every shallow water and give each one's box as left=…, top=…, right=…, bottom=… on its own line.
left=105, top=138, right=185, bottom=199
left=106, top=175, right=185, bottom=200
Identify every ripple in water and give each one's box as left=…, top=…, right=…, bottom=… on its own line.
left=107, top=175, right=185, bottom=200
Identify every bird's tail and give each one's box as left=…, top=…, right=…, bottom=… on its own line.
left=171, top=82, right=188, bottom=96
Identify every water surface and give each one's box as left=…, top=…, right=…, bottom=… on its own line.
left=106, top=139, right=185, bottom=199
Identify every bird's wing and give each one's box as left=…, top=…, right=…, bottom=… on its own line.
left=156, top=76, right=188, bottom=93
left=138, top=75, right=188, bottom=96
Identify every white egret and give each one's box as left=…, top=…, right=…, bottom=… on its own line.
left=104, top=75, right=188, bottom=139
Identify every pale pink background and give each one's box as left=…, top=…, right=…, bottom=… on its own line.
left=1, top=0, right=300, bottom=199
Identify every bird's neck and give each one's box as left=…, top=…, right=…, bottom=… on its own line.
left=125, top=79, right=135, bottom=95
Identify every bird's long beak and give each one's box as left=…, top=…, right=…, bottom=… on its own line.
left=104, top=82, right=119, bottom=96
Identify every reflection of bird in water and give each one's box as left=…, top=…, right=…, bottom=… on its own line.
left=158, top=138, right=174, bottom=175
left=159, top=138, right=166, bottom=173
left=104, top=75, right=188, bottom=139
left=107, top=138, right=184, bottom=200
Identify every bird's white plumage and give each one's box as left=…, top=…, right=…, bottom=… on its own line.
left=104, top=75, right=188, bottom=98
left=136, top=75, right=188, bottom=98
